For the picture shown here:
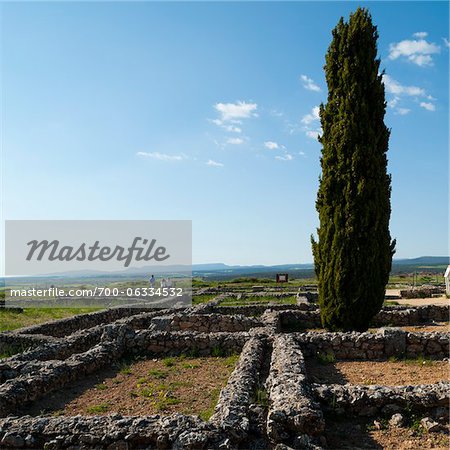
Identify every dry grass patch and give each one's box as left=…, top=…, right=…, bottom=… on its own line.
left=324, top=414, right=450, bottom=449
left=24, top=354, right=239, bottom=420
left=306, top=358, right=449, bottom=385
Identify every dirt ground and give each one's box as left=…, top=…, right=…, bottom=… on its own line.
left=385, top=289, right=449, bottom=307
left=307, top=322, right=449, bottom=333
left=399, top=322, right=449, bottom=333
left=306, top=359, right=449, bottom=385
left=22, top=355, right=238, bottom=419
left=324, top=414, right=450, bottom=449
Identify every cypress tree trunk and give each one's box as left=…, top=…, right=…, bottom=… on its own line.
left=311, top=8, right=396, bottom=331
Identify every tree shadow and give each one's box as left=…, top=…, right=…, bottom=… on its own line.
left=305, top=358, right=348, bottom=384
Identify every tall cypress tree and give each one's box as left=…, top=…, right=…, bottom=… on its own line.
left=311, top=8, right=396, bottom=332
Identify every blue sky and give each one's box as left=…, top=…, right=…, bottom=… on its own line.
left=1, top=1, right=449, bottom=266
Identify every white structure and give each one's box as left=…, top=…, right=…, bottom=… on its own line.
left=445, top=265, right=450, bottom=296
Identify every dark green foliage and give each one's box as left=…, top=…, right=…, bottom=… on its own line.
left=311, top=8, right=396, bottom=331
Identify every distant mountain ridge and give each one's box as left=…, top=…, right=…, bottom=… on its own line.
left=4, top=257, right=448, bottom=280
left=392, top=256, right=449, bottom=265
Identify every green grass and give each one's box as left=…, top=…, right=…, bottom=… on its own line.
left=0, top=343, right=30, bottom=359
left=95, top=383, right=108, bottom=391
left=218, top=295, right=297, bottom=307
left=254, top=387, right=269, bottom=406
left=198, top=387, right=221, bottom=421
left=0, top=307, right=101, bottom=332
left=86, top=403, right=110, bottom=414
left=192, top=294, right=218, bottom=305
left=316, top=351, right=336, bottom=364
left=181, top=361, right=199, bottom=369
left=223, top=354, right=239, bottom=368
left=148, top=369, right=169, bottom=379
left=119, top=363, right=133, bottom=375
left=162, top=357, right=176, bottom=367
left=388, top=355, right=434, bottom=366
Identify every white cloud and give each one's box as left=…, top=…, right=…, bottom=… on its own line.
left=388, top=96, right=400, bottom=108
left=384, top=75, right=437, bottom=115
left=264, top=141, right=280, bottom=150
left=214, top=101, right=258, bottom=122
left=395, top=108, right=411, bottom=115
left=301, top=106, right=320, bottom=125
left=206, top=159, right=224, bottom=167
left=382, top=74, right=425, bottom=97
left=136, top=152, right=185, bottom=162
left=443, top=38, right=450, bottom=48
left=300, top=106, right=321, bottom=139
left=210, top=119, right=242, bottom=133
left=300, top=74, right=321, bottom=92
left=420, top=102, right=436, bottom=111
left=227, top=137, right=244, bottom=145
left=224, top=125, right=242, bottom=133
left=413, top=32, right=428, bottom=39
left=275, top=154, right=293, bottom=161
left=270, top=109, right=284, bottom=117
left=299, top=151, right=306, bottom=157
left=306, top=130, right=321, bottom=140
left=388, top=35, right=440, bottom=66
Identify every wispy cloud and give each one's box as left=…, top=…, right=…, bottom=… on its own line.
left=395, top=107, right=411, bottom=116
left=136, top=151, right=186, bottom=162
left=443, top=38, right=450, bottom=48
left=383, top=74, right=436, bottom=114
left=389, top=33, right=440, bottom=67
left=206, top=159, right=224, bottom=167
left=301, top=106, right=321, bottom=139
left=382, top=74, right=425, bottom=97
left=306, top=130, right=321, bottom=140
left=209, top=119, right=242, bottom=133
left=300, top=74, right=321, bottom=92
left=275, top=153, right=293, bottom=161
left=420, top=102, right=436, bottom=111
left=299, top=151, right=306, bottom=157
left=214, top=101, right=258, bottom=122
left=270, top=109, right=284, bottom=117
left=301, top=106, right=320, bottom=125
left=227, top=137, right=244, bottom=145
left=264, top=141, right=280, bottom=150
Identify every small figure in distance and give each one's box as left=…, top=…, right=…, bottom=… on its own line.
left=161, top=278, right=166, bottom=288
left=149, top=274, right=155, bottom=289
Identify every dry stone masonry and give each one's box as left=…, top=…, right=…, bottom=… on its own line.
left=0, top=294, right=448, bottom=449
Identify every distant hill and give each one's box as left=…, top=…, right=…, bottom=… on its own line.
left=392, top=256, right=449, bottom=266
left=4, top=257, right=447, bottom=282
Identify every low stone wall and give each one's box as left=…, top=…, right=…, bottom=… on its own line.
left=207, top=303, right=317, bottom=317
left=210, top=336, right=266, bottom=442
left=0, top=328, right=105, bottom=384
left=373, top=305, right=449, bottom=326
left=0, top=300, right=448, bottom=449
left=0, top=414, right=227, bottom=449
left=150, top=313, right=263, bottom=333
left=400, top=287, right=445, bottom=299
left=279, top=310, right=322, bottom=330
left=295, top=329, right=449, bottom=360
left=128, top=330, right=250, bottom=357
left=278, top=305, right=449, bottom=331
left=313, top=382, right=450, bottom=416
left=17, top=307, right=156, bottom=337
left=0, top=340, right=125, bottom=417
left=0, top=333, right=58, bottom=356
left=266, top=334, right=324, bottom=445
